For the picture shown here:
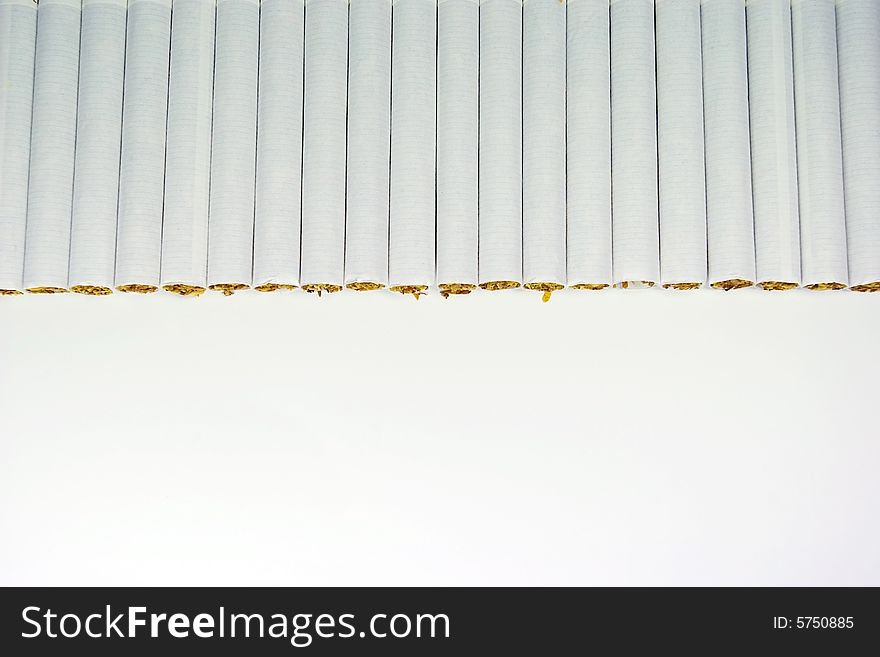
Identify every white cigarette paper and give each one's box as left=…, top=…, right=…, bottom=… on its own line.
left=523, top=0, right=566, bottom=298
left=345, top=0, right=392, bottom=291
left=566, top=0, right=611, bottom=290
left=656, top=0, right=706, bottom=289
left=23, top=0, right=82, bottom=293
left=436, top=0, right=479, bottom=295
left=610, top=0, right=659, bottom=287
left=160, top=0, right=215, bottom=296
left=836, top=0, right=880, bottom=291
left=746, top=0, right=801, bottom=289
left=253, top=0, right=304, bottom=291
left=479, top=0, right=522, bottom=289
left=389, top=0, right=436, bottom=295
left=701, top=0, right=755, bottom=290
left=0, top=0, right=37, bottom=295
left=301, top=0, right=348, bottom=294
left=207, top=0, right=259, bottom=295
left=69, top=0, right=127, bottom=296
left=791, top=0, right=847, bottom=289
left=115, top=0, right=172, bottom=293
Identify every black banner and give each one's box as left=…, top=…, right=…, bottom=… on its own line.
left=1, top=587, right=877, bottom=654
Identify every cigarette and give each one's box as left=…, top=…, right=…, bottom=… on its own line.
left=567, top=0, right=612, bottom=291
left=523, top=0, right=566, bottom=297
left=479, top=0, right=523, bottom=290
left=836, top=0, right=880, bottom=292
left=611, top=0, right=660, bottom=288
left=254, top=0, right=305, bottom=293
left=23, top=0, right=82, bottom=294
left=160, top=0, right=216, bottom=297
left=207, top=0, right=260, bottom=296
left=0, top=0, right=37, bottom=296
left=792, top=0, right=848, bottom=291
left=747, top=0, right=801, bottom=290
left=702, top=0, right=756, bottom=291
left=657, top=0, right=707, bottom=291
left=115, top=0, right=172, bottom=294
left=300, top=0, right=348, bottom=295
left=345, top=0, right=392, bottom=293
left=69, top=0, right=128, bottom=297
left=389, top=0, right=436, bottom=296
left=437, top=0, right=479, bottom=296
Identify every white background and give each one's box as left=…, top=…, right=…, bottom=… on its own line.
left=1, top=288, right=878, bottom=585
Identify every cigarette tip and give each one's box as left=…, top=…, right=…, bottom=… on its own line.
left=26, top=286, right=68, bottom=294
left=209, top=283, right=249, bottom=297
left=479, top=280, right=521, bottom=292
left=116, top=284, right=159, bottom=294
left=255, top=283, right=297, bottom=293
left=710, top=279, right=753, bottom=291
left=390, top=285, right=428, bottom=300
left=71, top=285, right=113, bottom=296
left=524, top=282, right=564, bottom=302
left=851, top=282, right=880, bottom=293
left=616, top=281, right=655, bottom=290
left=663, top=282, right=702, bottom=291
left=302, top=283, right=343, bottom=297
left=805, top=282, right=847, bottom=291
left=438, top=283, right=475, bottom=299
left=162, top=284, right=206, bottom=297
left=758, top=281, right=799, bottom=291
left=346, top=282, right=385, bottom=292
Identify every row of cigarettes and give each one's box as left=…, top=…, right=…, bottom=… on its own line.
left=0, top=0, right=878, bottom=300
